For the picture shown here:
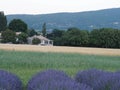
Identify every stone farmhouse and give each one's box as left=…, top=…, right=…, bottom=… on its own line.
left=27, top=35, right=53, bottom=46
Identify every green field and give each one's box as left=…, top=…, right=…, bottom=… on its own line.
left=0, top=50, right=120, bottom=86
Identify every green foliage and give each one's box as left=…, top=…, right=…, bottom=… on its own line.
left=1, top=29, right=16, bottom=43
left=99, top=28, right=116, bottom=48
left=27, top=29, right=37, bottom=37
left=90, top=28, right=120, bottom=48
left=17, top=32, right=28, bottom=44
left=32, top=38, right=41, bottom=45
left=80, top=30, right=89, bottom=46
left=48, top=27, right=120, bottom=48
left=114, top=30, right=120, bottom=48
left=42, top=22, right=46, bottom=37
left=47, top=29, right=65, bottom=45
left=0, top=11, right=7, bottom=32
left=52, top=29, right=65, bottom=37
left=90, top=29, right=101, bottom=47
left=63, top=28, right=89, bottom=46
left=48, top=28, right=89, bottom=46
left=8, top=19, right=27, bottom=33
left=62, top=28, right=82, bottom=46
left=42, top=23, right=47, bottom=37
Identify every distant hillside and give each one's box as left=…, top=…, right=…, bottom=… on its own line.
left=7, top=8, right=120, bottom=31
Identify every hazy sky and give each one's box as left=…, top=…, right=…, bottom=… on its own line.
left=1, top=0, right=120, bottom=15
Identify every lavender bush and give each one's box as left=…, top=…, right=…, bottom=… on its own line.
left=0, top=70, right=22, bottom=90
left=93, top=73, right=120, bottom=90
left=75, top=69, right=108, bottom=87
left=27, top=69, right=93, bottom=90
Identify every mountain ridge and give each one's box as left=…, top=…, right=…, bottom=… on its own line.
left=7, top=8, right=120, bottom=31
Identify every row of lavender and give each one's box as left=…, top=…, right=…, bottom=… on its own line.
left=0, top=69, right=120, bottom=90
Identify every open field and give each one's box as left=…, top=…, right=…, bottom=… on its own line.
left=0, top=44, right=120, bottom=56
left=0, top=44, right=120, bottom=88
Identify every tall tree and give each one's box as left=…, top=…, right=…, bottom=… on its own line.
left=8, top=19, right=27, bottom=33
left=0, top=11, right=7, bottom=32
left=1, top=29, right=16, bottom=43
left=42, top=22, right=46, bottom=37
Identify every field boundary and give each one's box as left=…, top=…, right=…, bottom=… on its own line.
left=0, top=44, right=120, bottom=56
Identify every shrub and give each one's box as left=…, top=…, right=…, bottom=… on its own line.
left=32, top=38, right=41, bottom=45
left=0, top=70, right=22, bottom=90
left=93, top=73, right=120, bottom=90
left=75, top=69, right=108, bottom=87
left=27, top=69, right=93, bottom=90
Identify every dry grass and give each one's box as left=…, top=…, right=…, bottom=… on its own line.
left=0, top=44, right=120, bottom=56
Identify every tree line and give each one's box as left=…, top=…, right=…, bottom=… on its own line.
left=47, top=28, right=120, bottom=48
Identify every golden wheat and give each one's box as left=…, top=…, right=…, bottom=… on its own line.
left=0, top=44, right=120, bottom=56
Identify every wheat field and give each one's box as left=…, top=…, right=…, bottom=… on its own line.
left=0, top=44, right=120, bottom=56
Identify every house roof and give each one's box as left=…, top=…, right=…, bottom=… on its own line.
left=28, top=35, right=52, bottom=41
left=16, top=32, right=21, bottom=35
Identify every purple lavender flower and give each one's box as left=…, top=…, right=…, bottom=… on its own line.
left=27, top=69, right=93, bottom=90
left=75, top=69, right=108, bottom=87
left=0, top=70, right=22, bottom=90
left=93, top=72, right=120, bottom=90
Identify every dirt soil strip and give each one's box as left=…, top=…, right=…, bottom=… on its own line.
left=0, top=44, right=120, bottom=56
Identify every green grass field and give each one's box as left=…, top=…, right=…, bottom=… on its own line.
left=0, top=50, right=120, bottom=86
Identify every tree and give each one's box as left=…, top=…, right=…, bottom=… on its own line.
left=79, top=30, right=89, bottom=46
left=42, top=22, right=46, bottom=37
left=28, top=29, right=37, bottom=37
left=89, top=28, right=120, bottom=48
left=1, top=29, right=16, bottom=43
left=0, top=11, right=7, bottom=32
left=8, top=19, right=27, bottom=33
left=47, top=29, right=65, bottom=45
left=17, top=32, right=28, bottom=44
left=62, top=28, right=89, bottom=46
left=114, top=29, right=120, bottom=48
left=32, top=38, right=41, bottom=45
left=89, top=29, right=101, bottom=47
left=63, top=28, right=82, bottom=46
left=99, top=28, right=115, bottom=48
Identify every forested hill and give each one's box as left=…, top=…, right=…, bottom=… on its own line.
left=7, top=8, right=120, bottom=31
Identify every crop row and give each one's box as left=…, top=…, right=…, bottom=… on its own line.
left=0, top=69, right=120, bottom=90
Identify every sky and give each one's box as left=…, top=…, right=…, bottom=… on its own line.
left=0, top=0, right=120, bottom=15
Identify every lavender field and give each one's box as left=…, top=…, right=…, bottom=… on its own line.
left=0, top=50, right=120, bottom=90
left=1, top=69, right=120, bottom=90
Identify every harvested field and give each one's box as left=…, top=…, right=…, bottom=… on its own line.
left=0, top=44, right=120, bottom=56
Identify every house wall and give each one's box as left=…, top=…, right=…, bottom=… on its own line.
left=27, top=37, right=53, bottom=46
left=40, top=40, right=53, bottom=46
